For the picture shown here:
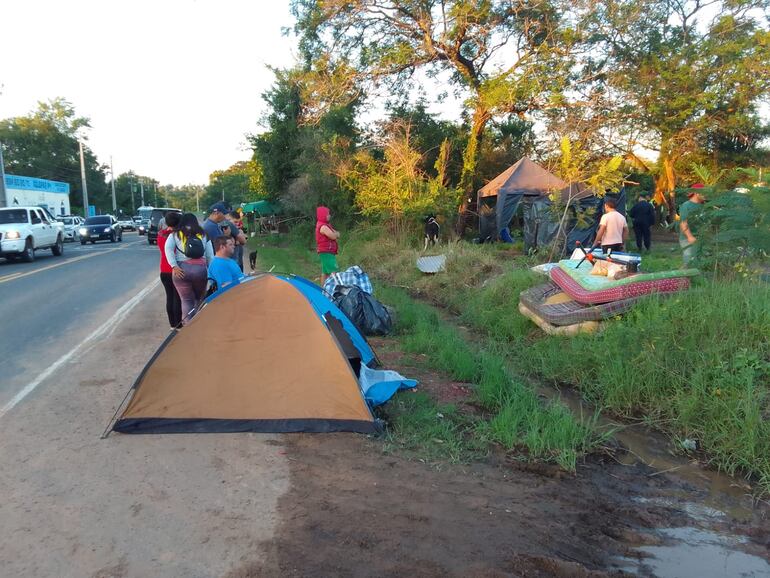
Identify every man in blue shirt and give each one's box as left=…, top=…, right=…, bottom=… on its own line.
left=208, top=236, right=244, bottom=293
left=203, top=202, right=230, bottom=244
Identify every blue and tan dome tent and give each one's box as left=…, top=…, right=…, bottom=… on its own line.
left=109, top=274, right=411, bottom=435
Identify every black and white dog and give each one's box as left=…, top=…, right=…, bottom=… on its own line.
left=423, top=215, right=440, bottom=251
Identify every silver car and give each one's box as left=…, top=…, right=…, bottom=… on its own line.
left=56, top=215, right=84, bottom=242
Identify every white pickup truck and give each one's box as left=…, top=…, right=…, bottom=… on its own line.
left=0, top=206, right=65, bottom=262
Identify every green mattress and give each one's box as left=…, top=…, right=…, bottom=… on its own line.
left=557, top=260, right=699, bottom=291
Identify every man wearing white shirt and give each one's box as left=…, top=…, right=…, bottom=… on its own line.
left=592, top=198, right=628, bottom=253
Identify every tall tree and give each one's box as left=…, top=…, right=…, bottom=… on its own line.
left=251, top=69, right=304, bottom=199
left=202, top=160, right=266, bottom=209
left=0, top=98, right=108, bottom=214
left=586, top=0, right=770, bottom=214
left=290, top=0, right=574, bottom=232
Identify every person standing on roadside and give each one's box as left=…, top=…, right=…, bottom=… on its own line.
left=678, top=187, right=706, bottom=265
left=227, top=210, right=247, bottom=272
left=202, top=202, right=230, bottom=245
left=315, top=206, right=340, bottom=285
left=628, top=192, right=656, bottom=252
left=158, top=211, right=183, bottom=329
left=592, top=198, right=628, bottom=253
left=165, top=213, right=214, bottom=324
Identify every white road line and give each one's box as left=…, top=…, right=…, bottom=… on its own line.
left=0, top=242, right=142, bottom=284
left=0, top=278, right=161, bottom=420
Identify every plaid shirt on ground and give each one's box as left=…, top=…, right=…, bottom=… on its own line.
left=323, top=266, right=373, bottom=297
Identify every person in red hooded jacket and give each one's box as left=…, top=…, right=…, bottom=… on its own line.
left=315, top=206, right=340, bottom=285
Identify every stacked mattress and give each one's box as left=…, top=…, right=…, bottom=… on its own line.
left=519, top=259, right=699, bottom=334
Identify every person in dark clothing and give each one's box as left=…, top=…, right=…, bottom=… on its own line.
left=157, top=211, right=183, bottom=328
left=628, top=192, right=656, bottom=251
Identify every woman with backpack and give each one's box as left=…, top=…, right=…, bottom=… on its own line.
left=165, top=212, right=214, bottom=324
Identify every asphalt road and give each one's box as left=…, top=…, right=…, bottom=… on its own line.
left=0, top=232, right=161, bottom=409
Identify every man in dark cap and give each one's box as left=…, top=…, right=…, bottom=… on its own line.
left=202, top=202, right=231, bottom=243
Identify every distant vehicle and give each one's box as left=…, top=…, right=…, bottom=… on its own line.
left=78, top=215, right=123, bottom=244
left=117, top=217, right=136, bottom=231
left=137, top=218, right=149, bottom=236
left=0, top=206, right=65, bottom=262
left=132, top=216, right=143, bottom=224
left=148, top=207, right=182, bottom=245
left=56, top=215, right=84, bottom=241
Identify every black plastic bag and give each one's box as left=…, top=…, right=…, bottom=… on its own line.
left=333, top=286, right=392, bottom=336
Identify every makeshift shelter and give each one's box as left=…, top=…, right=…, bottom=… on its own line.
left=241, top=200, right=280, bottom=215
left=478, top=158, right=626, bottom=252
left=477, top=157, right=566, bottom=243
left=111, top=274, right=413, bottom=435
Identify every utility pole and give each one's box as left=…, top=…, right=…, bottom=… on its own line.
left=130, top=178, right=136, bottom=212
left=79, top=141, right=89, bottom=216
left=110, top=156, right=117, bottom=213
left=196, top=187, right=200, bottom=212
left=140, top=179, right=145, bottom=206
left=153, top=181, right=157, bottom=206
left=0, top=141, right=7, bottom=208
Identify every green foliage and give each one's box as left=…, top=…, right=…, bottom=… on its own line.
left=686, top=186, right=770, bottom=275
left=0, top=98, right=108, bottom=215
left=339, top=120, right=460, bottom=233
left=203, top=160, right=265, bottom=209
left=251, top=69, right=303, bottom=199
left=349, top=230, right=770, bottom=492
left=377, top=284, right=599, bottom=469
left=588, top=0, right=770, bottom=189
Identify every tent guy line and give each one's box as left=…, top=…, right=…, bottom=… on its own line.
left=0, top=279, right=160, bottom=420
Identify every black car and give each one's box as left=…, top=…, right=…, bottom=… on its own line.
left=148, top=208, right=182, bottom=245
left=79, top=215, right=123, bottom=244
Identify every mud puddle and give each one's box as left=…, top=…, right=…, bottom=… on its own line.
left=538, top=384, right=770, bottom=576
left=620, top=527, right=770, bottom=577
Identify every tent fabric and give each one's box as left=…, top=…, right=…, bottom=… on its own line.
left=475, top=158, right=565, bottom=244
left=241, top=200, right=279, bottom=214
left=278, top=275, right=376, bottom=366
left=478, top=157, right=566, bottom=199
left=113, top=274, right=377, bottom=434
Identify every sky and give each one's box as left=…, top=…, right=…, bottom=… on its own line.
left=0, top=0, right=298, bottom=186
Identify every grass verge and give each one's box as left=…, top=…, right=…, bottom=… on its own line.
left=341, top=231, right=770, bottom=492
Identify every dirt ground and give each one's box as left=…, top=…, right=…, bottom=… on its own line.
left=241, top=339, right=770, bottom=578
left=2, top=282, right=768, bottom=577
left=0, top=283, right=289, bottom=578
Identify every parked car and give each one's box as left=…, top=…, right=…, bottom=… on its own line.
left=118, top=217, right=136, bottom=231
left=0, top=206, right=65, bottom=262
left=78, top=215, right=123, bottom=244
left=56, top=215, right=84, bottom=241
left=137, top=218, right=149, bottom=236
left=148, top=207, right=182, bottom=245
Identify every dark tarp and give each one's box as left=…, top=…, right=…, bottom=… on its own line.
left=477, top=158, right=566, bottom=241
left=520, top=185, right=627, bottom=253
